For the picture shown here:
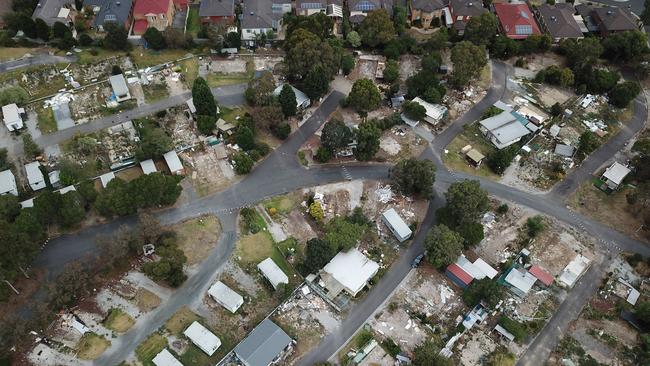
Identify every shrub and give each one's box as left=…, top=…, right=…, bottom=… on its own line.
left=526, top=215, right=545, bottom=237
left=309, top=201, right=324, bottom=221
left=314, top=147, right=332, bottom=162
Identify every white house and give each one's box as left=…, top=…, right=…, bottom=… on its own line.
left=504, top=268, right=537, bottom=297
left=401, top=97, right=448, bottom=127
left=559, top=254, right=590, bottom=288
left=163, top=151, right=184, bottom=175
left=381, top=208, right=412, bottom=242
left=25, top=162, right=46, bottom=191
left=140, top=159, right=157, bottom=175
left=479, top=110, right=531, bottom=150
left=183, top=321, right=221, bottom=356
left=2, top=104, right=25, bottom=131
left=0, top=170, right=18, bottom=196
left=320, top=248, right=379, bottom=299
left=208, top=281, right=244, bottom=313
left=257, top=258, right=289, bottom=290
left=600, top=161, right=631, bottom=190
left=272, top=84, right=311, bottom=110
left=152, top=349, right=183, bottom=366
left=109, top=74, right=131, bottom=102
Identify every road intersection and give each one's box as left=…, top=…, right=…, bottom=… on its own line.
left=24, top=60, right=649, bottom=365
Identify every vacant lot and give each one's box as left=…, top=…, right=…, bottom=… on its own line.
left=173, top=215, right=221, bottom=265
left=136, top=333, right=167, bottom=366
left=236, top=232, right=275, bottom=264
left=442, top=124, right=499, bottom=179
left=134, top=288, right=161, bottom=312
left=77, top=333, right=110, bottom=360
left=165, top=306, right=201, bottom=335
left=36, top=106, right=57, bottom=134
left=104, top=308, right=135, bottom=333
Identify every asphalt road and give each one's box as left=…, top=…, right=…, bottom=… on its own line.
left=0, top=54, right=77, bottom=73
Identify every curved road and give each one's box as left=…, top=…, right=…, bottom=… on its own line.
left=24, top=60, right=649, bottom=364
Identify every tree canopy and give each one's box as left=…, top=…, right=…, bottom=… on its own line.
left=321, top=118, right=352, bottom=152
left=354, top=122, right=381, bottom=161
left=278, top=84, right=297, bottom=117
left=348, top=78, right=381, bottom=115
left=143, top=27, right=166, bottom=50
left=102, top=22, right=130, bottom=50
left=463, top=278, right=503, bottom=308
left=464, top=13, right=499, bottom=46
left=358, top=9, right=395, bottom=47
left=444, top=180, right=489, bottom=226
left=245, top=71, right=276, bottom=106
left=608, top=81, right=641, bottom=108
left=389, top=158, right=436, bottom=198
left=192, top=77, right=218, bottom=117
left=451, top=41, right=488, bottom=88
left=424, top=224, right=464, bottom=269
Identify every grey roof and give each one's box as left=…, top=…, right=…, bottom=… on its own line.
left=593, top=7, right=637, bottom=32
left=234, top=319, right=292, bottom=366
left=297, top=0, right=327, bottom=10
left=450, top=0, right=485, bottom=17
left=538, top=4, right=584, bottom=39
left=411, top=0, right=446, bottom=13
left=109, top=74, right=129, bottom=97
left=575, top=4, right=599, bottom=32
left=90, top=0, right=134, bottom=28
left=492, top=122, right=530, bottom=146
left=348, top=0, right=393, bottom=15
left=199, top=0, right=235, bottom=17
left=0, top=170, right=17, bottom=196
left=241, top=0, right=273, bottom=29
left=33, top=0, right=75, bottom=26
left=554, top=144, right=574, bottom=157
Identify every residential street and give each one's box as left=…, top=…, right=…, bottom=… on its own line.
left=0, top=54, right=77, bottom=73
left=21, top=59, right=649, bottom=365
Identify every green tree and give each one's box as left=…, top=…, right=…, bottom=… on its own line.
left=224, top=31, right=241, bottom=48
left=602, top=30, right=648, bottom=62
left=463, top=278, right=503, bottom=308
left=303, top=64, right=330, bottom=99
left=456, top=222, right=484, bottom=248
left=393, top=5, right=407, bottom=35
left=135, top=125, right=172, bottom=160
left=22, top=134, right=42, bottom=159
left=192, top=77, right=218, bottom=117
left=444, top=180, right=489, bottom=226
left=526, top=215, right=545, bottom=237
left=95, top=178, right=135, bottom=217
left=33, top=190, right=62, bottom=225
left=245, top=71, right=276, bottom=106
left=346, top=30, right=361, bottom=48
left=348, top=78, right=381, bottom=116
left=421, top=52, right=442, bottom=73
left=358, top=9, right=395, bottom=47
left=303, top=238, right=334, bottom=274
left=285, top=13, right=334, bottom=40
left=321, top=118, right=352, bottom=152
left=383, top=60, right=399, bottom=83
left=486, top=347, right=516, bottom=366
left=232, top=152, right=254, bottom=174
left=77, top=180, right=98, bottom=204
left=464, top=13, right=499, bottom=46
left=341, top=54, right=355, bottom=75
left=34, top=18, right=50, bottom=41
left=102, top=22, right=130, bottom=50
left=412, top=339, right=452, bottom=366
left=0, top=195, right=20, bottom=222
left=52, top=21, right=70, bottom=39
left=254, top=105, right=284, bottom=132
left=637, top=301, right=650, bottom=326
left=58, top=191, right=85, bottom=228
left=143, top=27, right=166, bottom=50
left=389, top=158, right=436, bottom=197
left=490, top=35, right=520, bottom=59
left=278, top=84, right=297, bottom=117
left=577, top=131, right=600, bottom=158
left=128, top=173, right=182, bottom=209
left=608, top=81, right=641, bottom=108
left=47, top=261, right=92, bottom=309
left=424, top=224, right=464, bottom=269
left=406, top=70, right=445, bottom=98
left=14, top=208, right=45, bottom=241
left=309, top=201, right=324, bottom=221
left=402, top=101, right=426, bottom=121
left=487, top=144, right=519, bottom=174
left=559, top=37, right=602, bottom=69
left=498, top=316, right=528, bottom=343
left=354, top=122, right=381, bottom=161
left=235, top=126, right=255, bottom=151
left=196, top=115, right=216, bottom=135
left=324, top=217, right=366, bottom=251
left=0, top=86, right=29, bottom=106
left=451, top=41, right=487, bottom=88
left=285, top=29, right=340, bottom=79
left=78, top=33, right=93, bottom=46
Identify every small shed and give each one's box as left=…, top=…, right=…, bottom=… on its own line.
left=58, top=185, right=77, bottom=194
left=140, top=159, right=157, bottom=175
left=554, top=144, right=574, bottom=157
left=494, top=324, right=515, bottom=342
left=99, top=172, right=116, bottom=188
left=48, top=170, right=61, bottom=188
left=164, top=151, right=185, bottom=175
left=445, top=263, right=473, bottom=288
left=528, top=265, right=553, bottom=286
left=20, top=198, right=34, bottom=208
left=381, top=208, right=412, bottom=242
left=257, top=258, right=289, bottom=290
left=183, top=321, right=221, bottom=356
left=208, top=281, right=244, bottom=313
left=152, top=349, right=183, bottom=366
left=465, top=148, right=485, bottom=167
left=25, top=162, right=45, bottom=191
left=601, top=161, right=631, bottom=190
left=0, top=169, right=18, bottom=196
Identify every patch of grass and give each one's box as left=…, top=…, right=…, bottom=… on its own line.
left=178, top=343, right=222, bottom=366
left=173, top=215, right=221, bottom=265
left=77, top=49, right=125, bottom=65
left=165, top=306, right=201, bottom=335
left=220, top=106, right=247, bottom=124
left=143, top=83, right=170, bottom=103
left=36, top=106, right=57, bottom=134
left=263, top=194, right=298, bottom=215
left=0, top=47, right=39, bottom=61
left=442, top=124, right=499, bottom=180
left=179, top=58, right=199, bottom=88
left=131, top=49, right=193, bottom=68
left=298, top=151, right=308, bottom=166
left=186, top=7, right=201, bottom=37
left=77, top=333, right=110, bottom=360
left=206, top=72, right=250, bottom=87
left=134, top=288, right=161, bottom=312
left=104, top=308, right=135, bottom=333
left=135, top=333, right=167, bottom=366
left=236, top=231, right=275, bottom=264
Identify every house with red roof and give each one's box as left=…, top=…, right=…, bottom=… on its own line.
left=133, top=0, right=175, bottom=35
left=528, top=265, right=554, bottom=287
left=494, top=3, right=541, bottom=39
left=446, top=263, right=474, bottom=288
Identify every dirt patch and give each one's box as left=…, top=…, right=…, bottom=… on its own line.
left=182, top=146, right=239, bottom=196
left=165, top=306, right=201, bottom=335
left=458, top=331, right=498, bottom=366
left=172, top=215, right=221, bottom=266
left=134, top=287, right=162, bottom=312
left=376, top=126, right=427, bottom=162
left=77, top=333, right=110, bottom=360
left=282, top=210, right=318, bottom=243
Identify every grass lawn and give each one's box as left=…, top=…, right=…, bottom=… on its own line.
left=206, top=72, right=250, bottom=88
left=143, top=83, right=170, bottom=103
left=0, top=47, right=39, bottom=61
left=442, top=124, right=500, bottom=180
left=104, top=308, right=135, bottom=333
left=173, top=215, right=221, bottom=265
left=178, top=343, right=223, bottom=366
left=76, top=48, right=126, bottom=65
left=131, top=49, right=193, bottom=68
left=134, top=288, right=161, bottom=312
left=219, top=106, right=247, bottom=124
left=165, top=306, right=201, bottom=335
left=263, top=193, right=299, bottom=215
left=179, top=57, right=199, bottom=88
left=186, top=7, right=201, bottom=37
left=36, top=106, right=57, bottom=134
left=236, top=232, right=274, bottom=264
left=77, top=333, right=110, bottom=360
left=135, top=333, right=167, bottom=366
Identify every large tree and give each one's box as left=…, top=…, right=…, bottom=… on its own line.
left=412, top=339, right=452, bottom=366
left=0, top=195, right=21, bottom=223
left=102, top=22, right=130, bottom=50
left=244, top=71, right=276, bottom=106
left=354, top=122, right=381, bottom=161
left=424, top=224, right=464, bottom=269
left=192, top=77, right=218, bottom=117
left=608, top=81, right=641, bottom=108
left=444, top=180, right=489, bottom=226
left=602, top=30, right=648, bottom=62
left=463, top=278, right=503, bottom=308
left=389, top=158, right=436, bottom=198
left=559, top=37, right=602, bottom=69
left=402, top=101, right=426, bottom=121
left=278, top=84, right=297, bottom=117
left=302, top=238, right=336, bottom=274
left=135, top=125, right=173, bottom=160
left=450, top=41, right=487, bottom=88
left=464, top=13, right=499, bottom=46
left=196, top=115, right=217, bottom=135
left=58, top=191, right=85, bottom=229
left=324, top=217, right=366, bottom=251
left=285, top=13, right=334, bottom=40
left=303, top=64, right=330, bottom=99
left=321, top=118, right=352, bottom=152
left=34, top=18, right=50, bottom=41
left=348, top=79, right=381, bottom=116
left=358, top=9, right=395, bottom=47
left=383, top=60, right=399, bottom=83
left=143, top=27, right=166, bottom=50
left=284, top=29, right=340, bottom=80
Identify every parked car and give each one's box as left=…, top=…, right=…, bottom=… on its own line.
left=412, top=253, right=425, bottom=268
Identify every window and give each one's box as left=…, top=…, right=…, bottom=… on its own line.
left=301, top=2, right=323, bottom=9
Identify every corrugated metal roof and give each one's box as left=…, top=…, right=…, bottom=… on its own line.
left=234, top=319, right=292, bottom=366
left=447, top=263, right=473, bottom=285
left=529, top=265, right=554, bottom=286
